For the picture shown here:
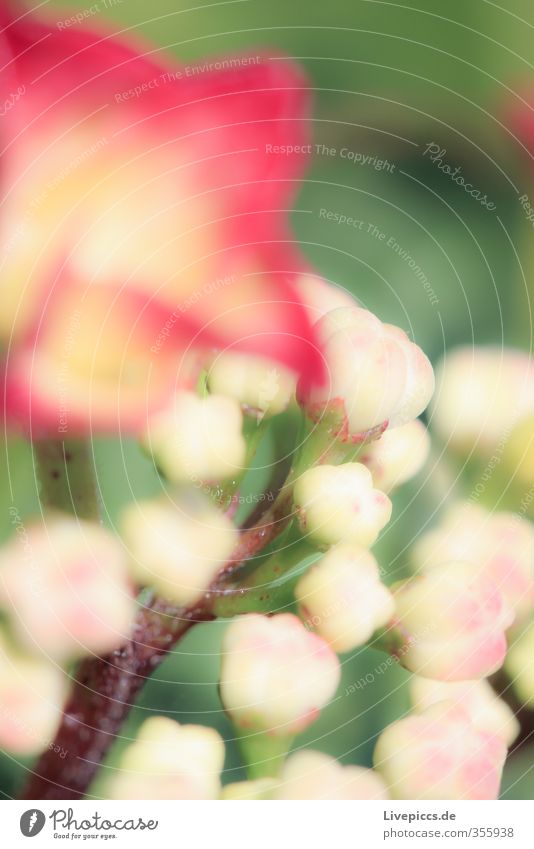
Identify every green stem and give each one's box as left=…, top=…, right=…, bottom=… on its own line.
left=33, top=439, right=100, bottom=520
left=235, top=729, right=293, bottom=779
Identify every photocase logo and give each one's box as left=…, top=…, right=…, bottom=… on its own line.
left=20, top=809, right=46, bottom=837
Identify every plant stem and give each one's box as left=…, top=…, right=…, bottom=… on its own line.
left=33, top=439, right=100, bottom=520
left=21, top=487, right=297, bottom=800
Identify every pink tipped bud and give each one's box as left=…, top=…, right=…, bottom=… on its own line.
left=0, top=634, right=68, bottom=755
left=297, top=307, right=434, bottom=441
left=0, top=512, right=136, bottom=661
left=219, top=613, right=340, bottom=736
left=412, top=502, right=534, bottom=623
left=120, top=493, right=237, bottom=606
left=277, top=750, right=389, bottom=800
left=295, top=544, right=395, bottom=651
left=359, top=419, right=430, bottom=492
left=410, top=676, right=519, bottom=746
left=389, top=561, right=514, bottom=680
left=293, top=463, right=392, bottom=548
left=141, top=391, right=246, bottom=483
left=374, top=702, right=507, bottom=799
left=108, top=717, right=224, bottom=799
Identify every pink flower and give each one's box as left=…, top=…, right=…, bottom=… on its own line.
left=0, top=5, right=321, bottom=435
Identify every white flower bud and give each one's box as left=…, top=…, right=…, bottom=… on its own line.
left=410, top=675, right=519, bottom=746
left=276, top=750, right=389, bottom=799
left=412, top=503, right=534, bottom=623
left=0, top=635, right=68, bottom=755
left=293, top=463, right=392, bottom=548
left=219, top=613, right=340, bottom=736
left=374, top=702, right=507, bottom=799
left=297, top=307, right=434, bottom=440
left=505, top=623, right=534, bottom=710
left=0, top=513, right=136, bottom=661
left=431, top=346, right=534, bottom=454
left=359, top=420, right=431, bottom=492
left=121, top=492, right=237, bottom=606
left=108, top=717, right=224, bottom=799
left=207, top=351, right=295, bottom=418
left=390, top=561, right=514, bottom=680
left=141, top=391, right=246, bottom=483
left=295, top=544, right=395, bottom=651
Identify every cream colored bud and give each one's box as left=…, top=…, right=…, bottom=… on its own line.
left=390, top=561, right=514, bottom=680
left=431, top=346, right=534, bottom=454
left=142, top=391, right=246, bottom=483
left=0, top=635, right=68, bottom=755
left=221, top=778, right=277, bottom=800
left=505, top=623, right=534, bottom=710
left=276, top=750, right=389, bottom=800
left=0, top=512, right=135, bottom=661
left=295, top=544, right=395, bottom=651
left=292, top=274, right=358, bottom=324
left=293, top=463, right=391, bottom=548
left=297, top=307, right=434, bottom=439
left=207, top=351, right=295, bottom=418
left=410, top=675, right=519, bottom=746
left=109, top=717, right=224, bottom=799
left=121, top=492, right=237, bottom=606
left=219, top=613, right=340, bottom=736
left=360, top=420, right=430, bottom=492
left=412, top=503, right=534, bottom=623
left=374, top=702, right=507, bottom=799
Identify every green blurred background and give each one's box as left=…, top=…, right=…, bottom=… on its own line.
left=2, top=0, right=534, bottom=799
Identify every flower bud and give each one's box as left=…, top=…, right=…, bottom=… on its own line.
left=207, top=351, right=295, bottom=419
left=219, top=613, right=340, bottom=736
left=108, top=717, right=224, bottom=799
left=374, top=702, right=507, bottom=799
left=121, top=492, right=237, bottom=606
left=293, top=463, right=391, bottom=548
left=221, top=778, right=277, bottom=800
left=291, top=274, right=358, bottom=324
left=431, top=346, right=534, bottom=454
left=141, top=391, right=246, bottom=483
left=389, top=561, right=513, bottom=680
left=276, top=750, right=389, bottom=800
left=412, top=503, right=534, bottom=623
left=359, top=420, right=430, bottom=492
left=295, top=544, right=394, bottom=651
left=297, top=307, right=434, bottom=440
left=505, top=623, right=534, bottom=710
left=0, top=513, right=136, bottom=661
left=0, top=634, right=68, bottom=755
left=410, top=675, right=519, bottom=746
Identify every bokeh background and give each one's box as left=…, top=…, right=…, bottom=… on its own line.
left=2, top=0, right=533, bottom=798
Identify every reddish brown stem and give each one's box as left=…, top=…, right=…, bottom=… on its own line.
left=21, top=497, right=293, bottom=800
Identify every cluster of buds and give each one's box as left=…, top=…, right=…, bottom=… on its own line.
left=0, top=0, right=528, bottom=803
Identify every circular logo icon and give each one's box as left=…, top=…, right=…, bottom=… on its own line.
left=20, top=810, right=46, bottom=837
